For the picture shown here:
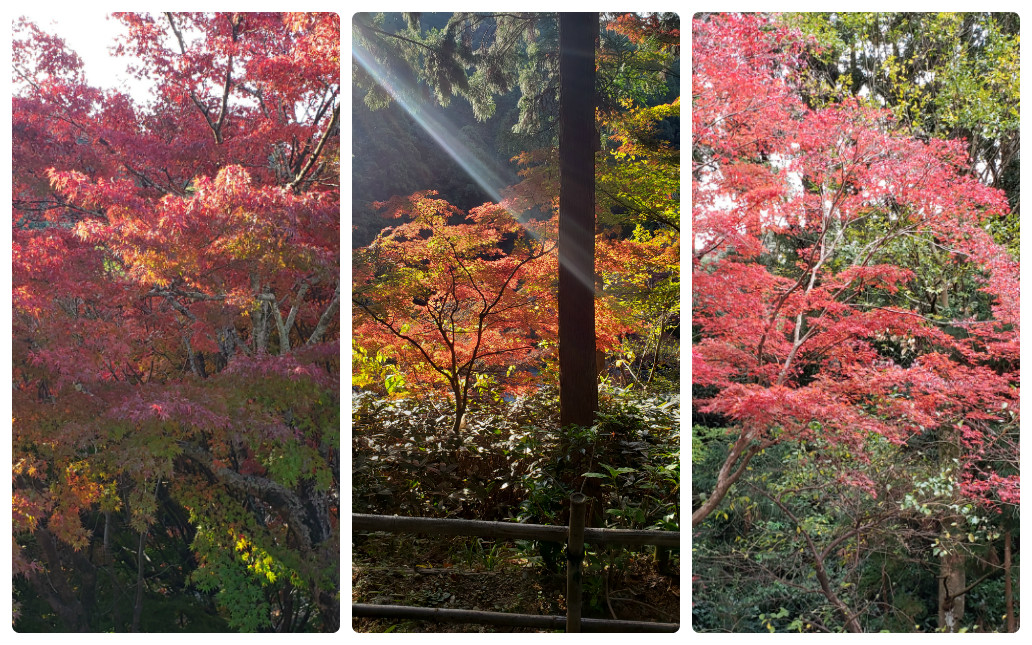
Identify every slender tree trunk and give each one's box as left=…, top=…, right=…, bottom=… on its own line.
left=692, top=432, right=763, bottom=527
left=252, top=275, right=270, bottom=353
left=645, top=312, right=668, bottom=385
left=814, top=559, right=862, bottom=633
left=29, top=528, right=91, bottom=631
left=307, top=282, right=340, bottom=346
left=1004, top=529, right=1014, bottom=632
left=937, top=425, right=966, bottom=632
left=278, top=587, right=295, bottom=632
left=749, top=483, right=864, bottom=632
left=131, top=527, right=148, bottom=632
left=452, top=390, right=466, bottom=433
left=557, top=12, right=598, bottom=429
left=938, top=549, right=966, bottom=632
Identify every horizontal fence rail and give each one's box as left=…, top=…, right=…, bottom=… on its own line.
left=352, top=513, right=681, bottom=548
left=352, top=604, right=680, bottom=632
left=353, top=501, right=680, bottom=632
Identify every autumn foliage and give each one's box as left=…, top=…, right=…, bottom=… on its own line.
left=692, top=14, right=1018, bottom=525
left=353, top=192, right=558, bottom=431
left=13, top=12, right=340, bottom=632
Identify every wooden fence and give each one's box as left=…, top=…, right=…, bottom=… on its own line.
left=352, top=494, right=681, bottom=632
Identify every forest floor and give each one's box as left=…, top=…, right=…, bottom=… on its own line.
left=351, top=532, right=680, bottom=632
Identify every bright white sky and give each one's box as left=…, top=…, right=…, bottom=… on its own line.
left=17, top=11, right=153, bottom=102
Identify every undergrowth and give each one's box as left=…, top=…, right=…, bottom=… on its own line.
left=352, top=383, right=680, bottom=623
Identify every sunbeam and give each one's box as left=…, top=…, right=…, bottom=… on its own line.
left=351, top=41, right=512, bottom=206
left=352, top=32, right=602, bottom=297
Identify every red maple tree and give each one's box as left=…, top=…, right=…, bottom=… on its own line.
left=692, top=14, right=1018, bottom=527
left=13, top=12, right=340, bottom=631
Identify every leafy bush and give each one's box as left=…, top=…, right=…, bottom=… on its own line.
left=352, top=386, right=562, bottom=520
left=353, top=384, right=679, bottom=532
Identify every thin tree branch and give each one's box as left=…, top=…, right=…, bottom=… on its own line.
left=307, top=282, right=340, bottom=345
left=288, top=103, right=339, bottom=193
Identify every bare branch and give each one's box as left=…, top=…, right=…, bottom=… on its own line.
left=177, top=441, right=316, bottom=551
left=288, top=103, right=339, bottom=193
left=165, top=12, right=231, bottom=144
left=307, top=282, right=340, bottom=345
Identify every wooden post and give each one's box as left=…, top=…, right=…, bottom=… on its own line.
left=558, top=11, right=598, bottom=429
left=567, top=493, right=588, bottom=633
left=657, top=545, right=671, bottom=575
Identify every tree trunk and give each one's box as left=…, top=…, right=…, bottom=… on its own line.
left=1004, top=529, right=1014, bottom=632
left=938, top=548, right=966, bottom=632
left=317, top=588, right=340, bottom=632
left=937, top=424, right=966, bottom=632
left=451, top=380, right=466, bottom=433
left=306, top=281, right=340, bottom=346
left=252, top=275, right=270, bottom=353
left=814, top=557, right=862, bottom=633
left=29, top=528, right=92, bottom=631
left=278, top=588, right=295, bottom=632
left=692, top=432, right=762, bottom=527
left=131, top=527, right=148, bottom=632
left=557, top=12, right=598, bottom=429
left=646, top=312, right=668, bottom=385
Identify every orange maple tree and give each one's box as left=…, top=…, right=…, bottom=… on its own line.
left=349, top=177, right=671, bottom=433
left=353, top=192, right=560, bottom=431
left=13, top=12, right=340, bottom=632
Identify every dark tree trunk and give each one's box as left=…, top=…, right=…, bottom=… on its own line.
left=317, top=588, right=341, bottom=632
left=29, top=528, right=95, bottom=632
left=1004, top=530, right=1015, bottom=632
left=558, top=12, right=598, bottom=429
left=938, top=549, right=966, bottom=632
left=937, top=425, right=966, bottom=632
left=131, top=527, right=148, bottom=632
left=451, top=379, right=466, bottom=433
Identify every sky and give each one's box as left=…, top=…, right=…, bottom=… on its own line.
left=16, top=11, right=157, bottom=103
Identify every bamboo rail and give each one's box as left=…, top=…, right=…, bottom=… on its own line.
left=352, top=604, right=680, bottom=632
left=352, top=514, right=681, bottom=548
left=353, top=494, right=681, bottom=632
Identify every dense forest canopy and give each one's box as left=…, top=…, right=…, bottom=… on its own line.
left=691, top=13, right=1018, bottom=633
left=351, top=12, right=680, bottom=245
left=12, top=12, right=340, bottom=632
left=782, top=11, right=1020, bottom=249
